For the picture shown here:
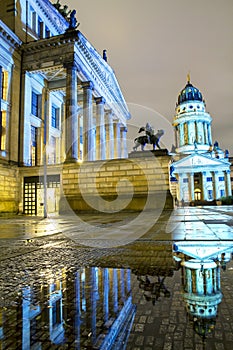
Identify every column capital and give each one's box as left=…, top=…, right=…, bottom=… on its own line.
left=63, top=61, right=80, bottom=71
left=120, top=125, right=127, bottom=132
left=94, top=96, right=106, bottom=105
left=81, top=81, right=94, bottom=90
left=105, top=108, right=113, bottom=116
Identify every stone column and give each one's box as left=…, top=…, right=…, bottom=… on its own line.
left=95, top=97, right=106, bottom=160
left=225, top=170, right=232, bottom=196
left=113, top=269, right=118, bottom=313
left=175, top=126, right=179, bottom=148
left=82, top=81, right=94, bottom=161
left=103, top=268, right=109, bottom=322
left=185, top=268, right=192, bottom=293
left=65, top=63, right=78, bottom=162
left=189, top=173, right=195, bottom=201
left=204, top=123, right=208, bottom=145
left=196, top=121, right=204, bottom=144
left=207, top=123, right=212, bottom=145
left=179, top=123, right=185, bottom=147
left=205, top=268, right=213, bottom=295
left=113, top=119, right=121, bottom=159
left=202, top=172, right=207, bottom=200
left=213, top=172, right=218, bottom=199
left=178, top=173, right=183, bottom=202
left=120, top=125, right=128, bottom=158
left=61, top=101, right=66, bottom=162
left=105, top=109, right=114, bottom=159
left=126, top=269, right=131, bottom=294
left=195, top=269, right=204, bottom=295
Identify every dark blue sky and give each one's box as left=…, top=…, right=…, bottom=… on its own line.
left=64, top=0, right=233, bottom=154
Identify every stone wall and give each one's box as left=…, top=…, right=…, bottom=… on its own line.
left=0, top=163, right=19, bottom=214
left=60, top=153, right=173, bottom=213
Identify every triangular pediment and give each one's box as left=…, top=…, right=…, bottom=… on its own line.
left=172, top=153, right=230, bottom=170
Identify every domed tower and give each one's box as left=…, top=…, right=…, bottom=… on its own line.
left=173, top=75, right=213, bottom=154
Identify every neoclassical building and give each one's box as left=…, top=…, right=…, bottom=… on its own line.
left=0, top=0, right=130, bottom=215
left=170, top=77, right=232, bottom=203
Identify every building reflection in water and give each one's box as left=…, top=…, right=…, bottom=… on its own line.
left=173, top=240, right=233, bottom=339
left=0, top=267, right=136, bottom=349
left=1, top=242, right=233, bottom=347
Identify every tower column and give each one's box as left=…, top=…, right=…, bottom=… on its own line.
left=95, top=97, right=106, bottom=160
left=196, top=121, right=204, bottom=144
left=207, top=124, right=212, bottom=145
left=195, top=269, right=204, bottom=295
left=64, top=63, right=78, bottom=162
left=82, top=81, right=94, bottom=161
left=179, top=123, right=185, bottom=146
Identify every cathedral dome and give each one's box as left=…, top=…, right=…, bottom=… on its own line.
left=178, top=77, right=203, bottom=105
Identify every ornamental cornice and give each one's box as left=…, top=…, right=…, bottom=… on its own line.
left=75, top=32, right=130, bottom=121
left=173, top=112, right=212, bottom=126
left=21, top=29, right=130, bottom=121
left=34, top=0, right=68, bottom=34
left=0, top=20, right=22, bottom=49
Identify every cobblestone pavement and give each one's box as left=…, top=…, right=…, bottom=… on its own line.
left=0, top=206, right=233, bottom=349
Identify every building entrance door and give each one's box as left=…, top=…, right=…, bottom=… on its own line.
left=24, top=175, right=60, bottom=215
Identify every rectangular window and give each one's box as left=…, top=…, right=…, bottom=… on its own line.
left=220, top=189, right=225, bottom=198
left=38, top=17, right=43, bottom=38
left=51, top=105, right=59, bottom=129
left=31, top=11, right=37, bottom=32
left=206, top=177, right=212, bottom=182
left=1, top=70, right=8, bottom=101
left=31, top=91, right=41, bottom=118
left=1, top=69, right=3, bottom=99
left=31, top=126, right=37, bottom=166
left=183, top=178, right=188, bottom=183
left=219, top=176, right=224, bottom=182
left=0, top=111, right=6, bottom=151
left=208, top=190, right=213, bottom=200
left=45, top=26, right=50, bottom=38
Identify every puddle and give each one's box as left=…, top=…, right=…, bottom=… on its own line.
left=1, top=255, right=233, bottom=349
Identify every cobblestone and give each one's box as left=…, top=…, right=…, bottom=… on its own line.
left=0, top=206, right=233, bottom=349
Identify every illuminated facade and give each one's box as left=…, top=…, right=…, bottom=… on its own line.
left=170, top=77, right=232, bottom=203
left=0, top=0, right=130, bottom=214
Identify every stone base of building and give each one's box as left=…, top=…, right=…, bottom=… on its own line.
left=60, top=155, right=173, bottom=213
left=0, top=163, right=19, bottom=214
left=59, top=190, right=173, bottom=213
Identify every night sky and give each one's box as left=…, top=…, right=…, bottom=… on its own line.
left=63, top=0, right=233, bottom=154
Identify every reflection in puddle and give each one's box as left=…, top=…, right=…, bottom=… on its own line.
left=0, top=267, right=136, bottom=349
left=0, top=240, right=233, bottom=348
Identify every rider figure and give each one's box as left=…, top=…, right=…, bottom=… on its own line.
left=145, top=123, right=154, bottom=135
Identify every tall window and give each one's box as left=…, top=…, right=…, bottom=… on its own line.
left=31, top=91, right=41, bottom=118
left=38, top=17, right=43, bottom=38
left=1, top=70, right=8, bottom=101
left=51, top=105, right=59, bottom=129
left=0, top=111, right=6, bottom=151
left=31, top=126, right=37, bottom=166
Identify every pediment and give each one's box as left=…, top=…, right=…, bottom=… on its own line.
left=172, top=153, right=230, bottom=169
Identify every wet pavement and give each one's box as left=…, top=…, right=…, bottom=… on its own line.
left=0, top=206, right=233, bottom=349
